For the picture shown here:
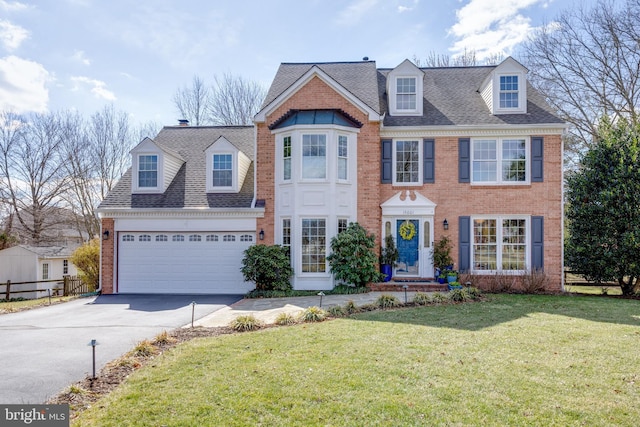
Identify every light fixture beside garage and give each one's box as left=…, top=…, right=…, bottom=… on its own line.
left=259, top=229, right=265, bottom=240
left=102, top=230, right=110, bottom=240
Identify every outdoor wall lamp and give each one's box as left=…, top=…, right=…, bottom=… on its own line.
left=443, top=219, right=449, bottom=230
left=259, top=229, right=265, bottom=240
left=102, top=230, right=110, bottom=240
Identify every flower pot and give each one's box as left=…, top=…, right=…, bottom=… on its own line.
left=438, top=277, right=446, bottom=284
left=381, top=264, right=392, bottom=282
left=447, top=275, right=457, bottom=283
left=448, top=284, right=463, bottom=291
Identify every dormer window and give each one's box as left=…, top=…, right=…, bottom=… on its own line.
left=205, top=136, right=251, bottom=193
left=499, top=75, right=519, bottom=109
left=387, top=59, right=424, bottom=116
left=138, top=155, right=158, bottom=188
left=396, top=77, right=417, bottom=110
left=212, top=154, right=233, bottom=187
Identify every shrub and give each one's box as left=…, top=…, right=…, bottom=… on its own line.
left=431, top=292, right=447, bottom=304
left=274, top=312, right=298, bottom=326
left=70, top=238, right=100, bottom=290
left=343, top=300, right=360, bottom=314
left=520, top=269, right=550, bottom=294
left=132, top=339, right=156, bottom=357
left=329, top=284, right=369, bottom=295
left=327, top=222, right=384, bottom=287
left=241, top=245, right=293, bottom=291
left=433, top=236, right=454, bottom=270
left=153, top=330, right=176, bottom=345
left=358, top=303, right=378, bottom=312
left=327, top=305, right=346, bottom=317
left=465, top=286, right=483, bottom=300
left=376, top=294, right=401, bottom=309
left=299, top=306, right=327, bottom=322
left=448, top=288, right=470, bottom=302
left=229, top=315, right=263, bottom=332
left=412, top=292, right=431, bottom=305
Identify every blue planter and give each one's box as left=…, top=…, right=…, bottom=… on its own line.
left=448, top=284, right=463, bottom=291
left=381, top=264, right=392, bottom=282
left=438, top=277, right=446, bottom=284
left=447, top=275, right=457, bottom=283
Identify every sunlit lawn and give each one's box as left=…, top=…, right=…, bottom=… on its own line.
left=74, top=294, right=640, bottom=426
left=0, top=295, right=76, bottom=313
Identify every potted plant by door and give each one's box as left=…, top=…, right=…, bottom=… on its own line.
left=380, top=234, right=399, bottom=282
left=433, top=236, right=454, bottom=277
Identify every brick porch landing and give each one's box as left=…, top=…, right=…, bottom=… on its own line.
left=369, top=280, right=448, bottom=292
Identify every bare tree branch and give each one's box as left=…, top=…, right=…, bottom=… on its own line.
left=208, top=73, right=267, bottom=126
left=173, top=75, right=210, bottom=125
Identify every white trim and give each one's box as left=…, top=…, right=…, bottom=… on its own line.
left=380, top=124, right=567, bottom=138
left=254, top=66, right=380, bottom=122
left=470, top=136, right=530, bottom=185
left=469, top=215, right=530, bottom=274
left=392, top=138, right=422, bottom=186
left=97, top=208, right=264, bottom=219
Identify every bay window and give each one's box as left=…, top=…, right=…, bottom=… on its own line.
left=301, top=219, right=326, bottom=273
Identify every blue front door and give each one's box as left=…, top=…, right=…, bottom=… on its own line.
left=396, top=219, right=419, bottom=276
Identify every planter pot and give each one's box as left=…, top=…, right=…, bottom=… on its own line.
left=447, top=275, right=457, bottom=283
left=448, top=284, right=463, bottom=291
left=438, top=277, right=446, bottom=284
left=381, top=264, right=392, bottom=282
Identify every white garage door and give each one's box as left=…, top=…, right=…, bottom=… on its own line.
left=117, top=232, right=255, bottom=294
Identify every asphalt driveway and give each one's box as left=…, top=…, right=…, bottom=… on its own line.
left=0, top=294, right=242, bottom=404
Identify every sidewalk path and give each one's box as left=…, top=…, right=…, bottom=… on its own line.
left=194, top=291, right=421, bottom=327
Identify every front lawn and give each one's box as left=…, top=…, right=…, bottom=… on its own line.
left=0, top=295, right=77, bottom=313
left=74, top=294, right=640, bottom=426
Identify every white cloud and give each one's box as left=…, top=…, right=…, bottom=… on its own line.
left=71, top=50, right=91, bottom=66
left=0, top=19, right=29, bottom=51
left=70, top=76, right=116, bottom=101
left=449, top=0, right=543, bottom=60
left=0, top=0, right=30, bottom=12
left=398, top=0, right=419, bottom=13
left=0, top=55, right=50, bottom=113
left=334, top=0, right=379, bottom=26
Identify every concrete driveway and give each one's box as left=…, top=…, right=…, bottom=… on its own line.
left=0, top=294, right=242, bottom=404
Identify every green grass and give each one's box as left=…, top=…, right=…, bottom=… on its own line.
left=0, top=295, right=76, bottom=313
left=564, top=284, right=622, bottom=295
left=74, top=294, right=640, bottom=426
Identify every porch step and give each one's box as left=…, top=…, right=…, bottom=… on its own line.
left=368, top=281, right=448, bottom=292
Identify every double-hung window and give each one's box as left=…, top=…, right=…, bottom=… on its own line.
left=301, top=219, right=326, bottom=273
left=499, top=75, right=519, bottom=109
left=212, top=154, right=233, bottom=187
left=302, top=134, right=326, bottom=179
left=395, top=140, right=420, bottom=184
left=138, top=155, right=158, bottom=187
left=337, top=135, right=348, bottom=180
left=282, top=218, right=291, bottom=258
left=283, top=136, right=292, bottom=181
left=472, top=138, right=527, bottom=184
left=473, top=217, right=527, bottom=272
left=396, top=77, right=417, bottom=110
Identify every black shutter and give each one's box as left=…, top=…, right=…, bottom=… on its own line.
left=459, top=216, right=471, bottom=272
left=531, top=136, right=544, bottom=182
left=381, top=139, right=392, bottom=183
left=531, top=216, right=544, bottom=270
left=459, top=138, right=470, bottom=183
left=423, top=138, right=435, bottom=183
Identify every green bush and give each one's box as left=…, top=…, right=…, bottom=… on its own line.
left=412, top=292, right=431, bottom=305
left=376, top=294, right=401, bottom=308
left=327, top=222, right=384, bottom=287
left=343, top=300, right=360, bottom=314
left=465, top=286, right=483, bottom=300
left=448, top=289, right=470, bottom=302
left=299, top=306, right=327, bottom=322
left=229, top=314, right=264, bottom=332
left=241, top=244, right=293, bottom=291
left=431, top=292, right=447, bottom=304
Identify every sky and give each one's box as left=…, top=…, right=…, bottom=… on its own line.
left=0, top=0, right=586, bottom=127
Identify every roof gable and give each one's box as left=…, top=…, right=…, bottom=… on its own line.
left=256, top=62, right=381, bottom=122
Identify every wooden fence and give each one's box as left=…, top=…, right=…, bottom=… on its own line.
left=564, top=270, right=618, bottom=287
left=1, top=276, right=96, bottom=300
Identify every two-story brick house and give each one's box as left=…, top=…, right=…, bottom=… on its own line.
left=98, top=57, right=565, bottom=294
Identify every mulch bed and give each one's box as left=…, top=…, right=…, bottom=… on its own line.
left=46, top=326, right=235, bottom=420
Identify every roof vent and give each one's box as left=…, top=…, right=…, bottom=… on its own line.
left=362, top=56, right=369, bottom=61
left=178, top=119, right=189, bottom=127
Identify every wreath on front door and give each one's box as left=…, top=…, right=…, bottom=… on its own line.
left=399, top=220, right=416, bottom=241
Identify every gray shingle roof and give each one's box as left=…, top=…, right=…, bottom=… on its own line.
left=263, top=61, right=563, bottom=126
left=262, top=61, right=381, bottom=114
left=98, top=126, right=255, bottom=210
